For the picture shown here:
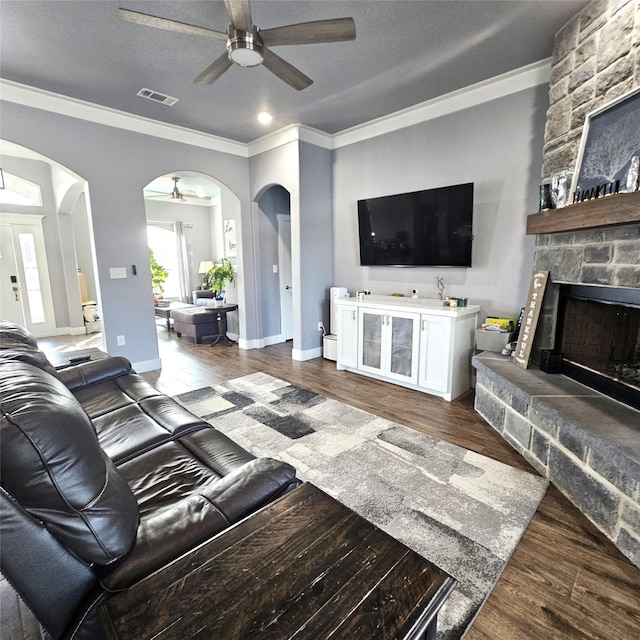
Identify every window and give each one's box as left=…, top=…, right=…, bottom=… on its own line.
left=18, top=232, right=46, bottom=323
left=147, top=224, right=180, bottom=298
left=0, top=171, right=42, bottom=206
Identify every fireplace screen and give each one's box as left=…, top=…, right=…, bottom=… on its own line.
left=558, top=286, right=640, bottom=408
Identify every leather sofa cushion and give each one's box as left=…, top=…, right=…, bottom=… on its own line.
left=100, top=434, right=297, bottom=590
left=68, top=365, right=214, bottom=462
left=0, top=361, right=139, bottom=565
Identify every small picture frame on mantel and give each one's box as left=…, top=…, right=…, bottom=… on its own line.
left=571, top=86, right=640, bottom=197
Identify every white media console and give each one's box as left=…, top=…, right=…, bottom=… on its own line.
left=336, top=296, right=480, bottom=401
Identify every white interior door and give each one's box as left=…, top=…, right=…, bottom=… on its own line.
left=0, top=216, right=56, bottom=336
left=277, top=214, right=293, bottom=341
left=0, top=223, right=26, bottom=326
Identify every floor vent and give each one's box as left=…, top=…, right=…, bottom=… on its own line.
left=137, top=88, right=179, bottom=106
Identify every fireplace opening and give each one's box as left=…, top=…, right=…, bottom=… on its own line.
left=556, top=285, right=640, bottom=411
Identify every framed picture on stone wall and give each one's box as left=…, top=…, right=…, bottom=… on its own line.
left=571, top=86, right=640, bottom=197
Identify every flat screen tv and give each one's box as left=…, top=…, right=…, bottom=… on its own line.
left=357, top=182, right=473, bottom=267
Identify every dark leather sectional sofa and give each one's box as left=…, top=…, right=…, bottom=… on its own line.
left=0, top=320, right=298, bottom=640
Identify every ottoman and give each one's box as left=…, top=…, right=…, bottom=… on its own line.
left=170, top=307, right=221, bottom=344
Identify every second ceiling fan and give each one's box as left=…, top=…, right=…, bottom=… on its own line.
left=120, top=0, right=356, bottom=91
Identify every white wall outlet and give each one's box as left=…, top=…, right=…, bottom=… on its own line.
left=109, top=267, right=127, bottom=279
left=116, top=335, right=126, bottom=346
left=318, top=322, right=324, bottom=332
left=272, top=264, right=278, bottom=273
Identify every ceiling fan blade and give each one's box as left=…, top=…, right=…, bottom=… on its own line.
left=262, top=48, right=313, bottom=91
left=194, top=52, right=234, bottom=85
left=119, top=8, right=227, bottom=40
left=261, top=18, right=356, bottom=47
left=224, top=0, right=253, bottom=31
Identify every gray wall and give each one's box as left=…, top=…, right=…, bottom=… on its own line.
left=2, top=79, right=548, bottom=361
left=332, top=86, right=548, bottom=321
left=1, top=101, right=251, bottom=368
left=299, top=142, right=332, bottom=352
left=249, top=140, right=332, bottom=356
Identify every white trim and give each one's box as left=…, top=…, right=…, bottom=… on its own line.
left=0, top=79, right=248, bottom=158
left=264, top=333, right=285, bottom=346
left=0, top=213, right=45, bottom=225
left=292, top=346, right=323, bottom=361
left=69, top=325, right=88, bottom=336
left=246, top=123, right=332, bottom=157
left=132, top=357, right=162, bottom=373
left=238, top=337, right=263, bottom=350
left=1, top=60, right=550, bottom=156
left=332, top=59, right=552, bottom=149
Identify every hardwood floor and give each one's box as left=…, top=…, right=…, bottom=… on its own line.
left=38, top=329, right=640, bottom=639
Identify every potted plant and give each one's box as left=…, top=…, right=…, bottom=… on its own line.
left=149, top=248, right=168, bottom=304
left=207, top=258, right=235, bottom=306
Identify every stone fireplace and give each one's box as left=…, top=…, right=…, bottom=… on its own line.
left=473, top=0, right=640, bottom=569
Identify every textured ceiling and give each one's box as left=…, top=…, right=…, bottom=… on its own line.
left=0, top=1, right=587, bottom=144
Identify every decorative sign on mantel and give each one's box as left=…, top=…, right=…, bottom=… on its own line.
left=514, top=270, right=550, bottom=369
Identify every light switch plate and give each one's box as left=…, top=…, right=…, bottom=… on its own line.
left=109, top=267, right=127, bottom=279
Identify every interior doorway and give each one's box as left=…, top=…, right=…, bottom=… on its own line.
left=0, top=215, right=56, bottom=337
left=256, top=185, right=291, bottom=345
left=277, top=214, right=293, bottom=341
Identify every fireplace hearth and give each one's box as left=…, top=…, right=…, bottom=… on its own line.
left=556, top=285, right=640, bottom=411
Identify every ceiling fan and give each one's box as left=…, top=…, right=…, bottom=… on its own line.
left=144, top=177, right=211, bottom=203
left=119, top=0, right=356, bottom=91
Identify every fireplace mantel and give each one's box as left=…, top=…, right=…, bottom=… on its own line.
left=526, top=191, right=640, bottom=235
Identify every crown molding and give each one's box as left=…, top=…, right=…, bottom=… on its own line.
left=332, top=58, right=552, bottom=149
left=247, top=123, right=332, bottom=157
left=1, top=59, right=550, bottom=158
left=0, top=79, right=248, bottom=158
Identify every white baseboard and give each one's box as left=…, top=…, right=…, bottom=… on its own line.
left=237, top=337, right=263, bottom=350
left=292, top=346, right=323, bottom=361
left=264, top=333, right=284, bottom=346
left=132, top=358, right=162, bottom=373
left=69, top=325, right=88, bottom=336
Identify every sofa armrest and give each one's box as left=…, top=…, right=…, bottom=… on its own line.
left=192, top=289, right=214, bottom=305
left=201, top=457, right=298, bottom=523
left=99, top=458, right=297, bottom=591
left=57, top=356, right=133, bottom=391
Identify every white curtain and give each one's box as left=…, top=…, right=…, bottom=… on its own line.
left=174, top=221, right=191, bottom=303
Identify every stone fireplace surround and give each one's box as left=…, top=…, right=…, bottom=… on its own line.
left=474, top=196, right=640, bottom=569
left=473, top=0, right=640, bottom=568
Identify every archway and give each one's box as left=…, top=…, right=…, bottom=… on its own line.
left=141, top=170, right=244, bottom=340
left=0, top=140, right=94, bottom=337
left=254, top=185, right=292, bottom=346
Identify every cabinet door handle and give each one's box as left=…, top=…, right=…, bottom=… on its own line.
left=422, top=319, right=427, bottom=331
left=352, top=310, right=356, bottom=321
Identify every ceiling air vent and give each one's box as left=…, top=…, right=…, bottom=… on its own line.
left=137, top=88, right=179, bottom=106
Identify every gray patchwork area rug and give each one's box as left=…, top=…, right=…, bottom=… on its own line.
left=175, top=372, right=548, bottom=639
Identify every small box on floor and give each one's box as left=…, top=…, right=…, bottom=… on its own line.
left=540, top=350, right=563, bottom=373
left=323, top=334, right=337, bottom=361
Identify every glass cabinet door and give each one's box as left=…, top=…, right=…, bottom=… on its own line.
left=360, top=310, right=383, bottom=371
left=389, top=316, right=414, bottom=377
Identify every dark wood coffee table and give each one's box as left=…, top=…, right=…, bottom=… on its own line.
left=100, top=483, right=455, bottom=640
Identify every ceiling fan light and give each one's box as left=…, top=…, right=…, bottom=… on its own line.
left=227, top=26, right=263, bottom=67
